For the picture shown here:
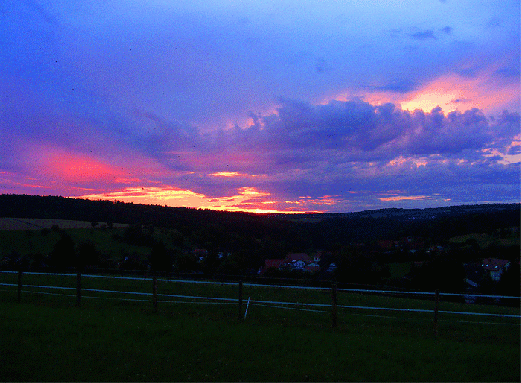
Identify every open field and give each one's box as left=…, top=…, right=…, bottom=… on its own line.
left=0, top=272, right=519, bottom=381
left=0, top=217, right=128, bottom=231
left=449, top=230, right=520, bottom=248
left=0, top=226, right=147, bottom=268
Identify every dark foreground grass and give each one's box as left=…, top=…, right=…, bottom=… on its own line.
left=0, top=294, right=519, bottom=382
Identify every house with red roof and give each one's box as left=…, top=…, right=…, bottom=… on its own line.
left=283, top=253, right=312, bottom=271
left=260, top=253, right=321, bottom=274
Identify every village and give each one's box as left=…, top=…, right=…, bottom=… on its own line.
left=190, top=230, right=518, bottom=297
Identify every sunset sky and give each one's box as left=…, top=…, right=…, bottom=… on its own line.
left=1, top=0, right=519, bottom=213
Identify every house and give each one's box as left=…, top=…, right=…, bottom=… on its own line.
left=283, top=253, right=314, bottom=271
left=291, top=259, right=307, bottom=270
left=481, top=258, right=510, bottom=282
left=284, top=253, right=312, bottom=263
left=261, top=253, right=323, bottom=274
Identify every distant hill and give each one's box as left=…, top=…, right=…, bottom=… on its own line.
left=0, top=194, right=519, bottom=252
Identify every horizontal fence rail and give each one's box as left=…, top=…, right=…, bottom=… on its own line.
left=2, top=270, right=520, bottom=301
left=2, top=282, right=519, bottom=321
left=1, top=270, right=519, bottom=330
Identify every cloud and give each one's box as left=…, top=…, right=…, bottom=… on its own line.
left=371, top=79, right=418, bottom=94
left=116, top=99, right=519, bottom=192
left=379, top=195, right=429, bottom=202
left=136, top=98, right=517, bottom=210
left=410, top=30, right=437, bottom=40
left=237, top=100, right=519, bottom=157
left=495, top=64, right=520, bottom=79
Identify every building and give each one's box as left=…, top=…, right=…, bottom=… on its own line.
left=481, top=258, right=511, bottom=282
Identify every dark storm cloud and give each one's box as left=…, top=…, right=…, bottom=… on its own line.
left=226, top=100, right=518, bottom=159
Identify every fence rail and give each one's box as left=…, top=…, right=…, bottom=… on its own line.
left=1, top=270, right=519, bottom=331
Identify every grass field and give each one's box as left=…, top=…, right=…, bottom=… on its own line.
left=0, top=226, right=149, bottom=268
left=0, top=218, right=128, bottom=231
left=449, top=230, right=520, bottom=248
left=0, top=272, right=519, bottom=381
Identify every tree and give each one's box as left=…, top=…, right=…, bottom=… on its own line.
left=497, top=261, right=520, bottom=299
left=149, top=242, right=171, bottom=274
left=122, top=225, right=154, bottom=246
left=335, top=246, right=385, bottom=285
left=409, top=256, right=465, bottom=293
left=77, top=241, right=100, bottom=270
left=174, top=253, right=199, bottom=273
left=49, top=233, right=76, bottom=271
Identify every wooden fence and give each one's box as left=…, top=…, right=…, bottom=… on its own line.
left=2, top=270, right=519, bottom=332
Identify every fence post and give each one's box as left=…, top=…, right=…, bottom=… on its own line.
left=238, top=279, right=243, bottom=321
left=331, top=282, right=338, bottom=328
left=433, top=289, right=440, bottom=336
left=153, top=275, right=158, bottom=312
left=17, top=269, right=23, bottom=303
left=76, top=270, right=82, bottom=307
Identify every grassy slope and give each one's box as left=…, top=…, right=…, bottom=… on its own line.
left=0, top=279, right=519, bottom=382
left=0, top=227, right=150, bottom=265
left=449, top=231, right=520, bottom=248
left=0, top=218, right=128, bottom=231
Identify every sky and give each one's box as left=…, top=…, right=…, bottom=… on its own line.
left=1, top=0, right=520, bottom=213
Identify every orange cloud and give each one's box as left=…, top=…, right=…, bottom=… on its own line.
left=327, top=59, right=518, bottom=115
left=378, top=195, right=428, bottom=202
left=76, top=185, right=308, bottom=214
left=403, top=58, right=518, bottom=115
left=400, top=76, right=515, bottom=116
left=210, top=171, right=241, bottom=177
left=208, top=171, right=264, bottom=178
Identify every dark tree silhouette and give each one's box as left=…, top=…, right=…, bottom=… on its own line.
left=497, top=261, right=520, bottom=299
left=409, top=256, right=466, bottom=293
left=149, top=242, right=171, bottom=274
left=77, top=241, right=100, bottom=270
left=49, top=233, right=76, bottom=271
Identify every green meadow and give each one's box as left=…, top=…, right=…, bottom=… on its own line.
left=0, top=227, right=148, bottom=264
left=0, top=272, right=519, bottom=381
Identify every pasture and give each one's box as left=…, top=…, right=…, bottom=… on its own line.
left=0, top=271, right=519, bottom=381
